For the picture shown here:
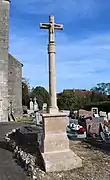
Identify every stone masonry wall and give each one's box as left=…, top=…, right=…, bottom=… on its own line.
left=8, top=54, right=23, bottom=118
left=0, top=0, right=10, bottom=121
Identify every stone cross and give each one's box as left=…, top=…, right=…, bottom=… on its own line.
left=40, top=15, right=63, bottom=114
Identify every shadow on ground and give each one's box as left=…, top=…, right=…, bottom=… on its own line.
left=81, top=140, right=110, bottom=156
left=0, top=141, right=12, bottom=151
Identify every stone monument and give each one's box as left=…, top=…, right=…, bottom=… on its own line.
left=33, top=97, right=38, bottom=112
left=29, top=98, right=34, bottom=110
left=40, top=15, right=82, bottom=172
left=42, top=103, right=47, bottom=112
left=40, top=15, right=63, bottom=114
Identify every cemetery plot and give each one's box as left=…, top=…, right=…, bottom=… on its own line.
left=86, top=117, right=110, bottom=140
left=66, top=119, right=86, bottom=140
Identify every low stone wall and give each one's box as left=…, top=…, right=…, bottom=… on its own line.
left=5, top=128, right=46, bottom=180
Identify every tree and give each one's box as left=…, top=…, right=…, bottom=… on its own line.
left=30, top=86, right=50, bottom=110
left=57, top=89, right=86, bottom=110
left=22, top=78, right=30, bottom=106
left=90, top=90, right=108, bottom=102
left=57, top=88, right=108, bottom=111
left=57, top=91, right=75, bottom=110
left=91, top=83, right=110, bottom=95
left=84, top=101, right=110, bottom=113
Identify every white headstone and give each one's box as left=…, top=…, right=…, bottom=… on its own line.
left=91, top=107, right=98, bottom=115
left=35, top=112, right=42, bottom=124
left=94, top=114, right=99, bottom=118
left=108, top=112, right=110, bottom=120
left=99, top=111, right=107, bottom=117
left=42, top=103, right=47, bottom=111
left=99, top=111, right=102, bottom=116
left=34, top=97, right=39, bottom=111
left=30, top=98, right=33, bottom=110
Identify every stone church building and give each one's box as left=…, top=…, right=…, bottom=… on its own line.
left=8, top=54, right=23, bottom=118
left=0, top=0, right=22, bottom=121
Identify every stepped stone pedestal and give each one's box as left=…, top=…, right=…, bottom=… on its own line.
left=41, top=113, right=82, bottom=172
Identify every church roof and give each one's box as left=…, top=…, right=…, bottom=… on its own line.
left=8, top=53, right=23, bottom=67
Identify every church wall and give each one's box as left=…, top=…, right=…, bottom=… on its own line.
left=0, top=0, right=10, bottom=121
left=8, top=54, right=23, bottom=118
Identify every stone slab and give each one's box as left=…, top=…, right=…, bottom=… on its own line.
left=42, top=149, right=82, bottom=172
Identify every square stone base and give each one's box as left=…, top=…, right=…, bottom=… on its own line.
left=42, top=149, right=82, bottom=172
left=41, top=112, right=82, bottom=172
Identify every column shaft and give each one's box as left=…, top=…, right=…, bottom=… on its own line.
left=48, top=42, right=58, bottom=113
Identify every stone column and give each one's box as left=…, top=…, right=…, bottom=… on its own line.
left=48, top=42, right=58, bottom=113
left=48, top=16, right=58, bottom=114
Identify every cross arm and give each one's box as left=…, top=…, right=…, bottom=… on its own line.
left=40, top=23, right=50, bottom=29
left=4, top=0, right=11, bottom=2
left=54, top=24, right=64, bottom=30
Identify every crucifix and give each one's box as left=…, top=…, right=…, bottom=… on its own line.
left=40, top=15, right=64, bottom=114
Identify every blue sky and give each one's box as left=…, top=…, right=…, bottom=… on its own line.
left=9, top=0, right=110, bottom=92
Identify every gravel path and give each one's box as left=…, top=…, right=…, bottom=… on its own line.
left=0, top=122, right=32, bottom=180
left=49, top=141, right=110, bottom=180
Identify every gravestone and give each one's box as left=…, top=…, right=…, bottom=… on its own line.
left=87, top=117, right=104, bottom=135
left=29, top=98, right=34, bottom=110
left=99, top=111, right=107, bottom=117
left=33, top=97, right=38, bottom=112
left=35, top=112, right=42, bottom=125
left=91, top=107, right=99, bottom=115
left=89, top=118, right=100, bottom=135
left=42, top=103, right=47, bottom=112
left=40, top=15, right=82, bottom=172
left=108, top=113, right=110, bottom=121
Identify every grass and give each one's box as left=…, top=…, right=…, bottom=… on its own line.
left=16, top=116, right=33, bottom=123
